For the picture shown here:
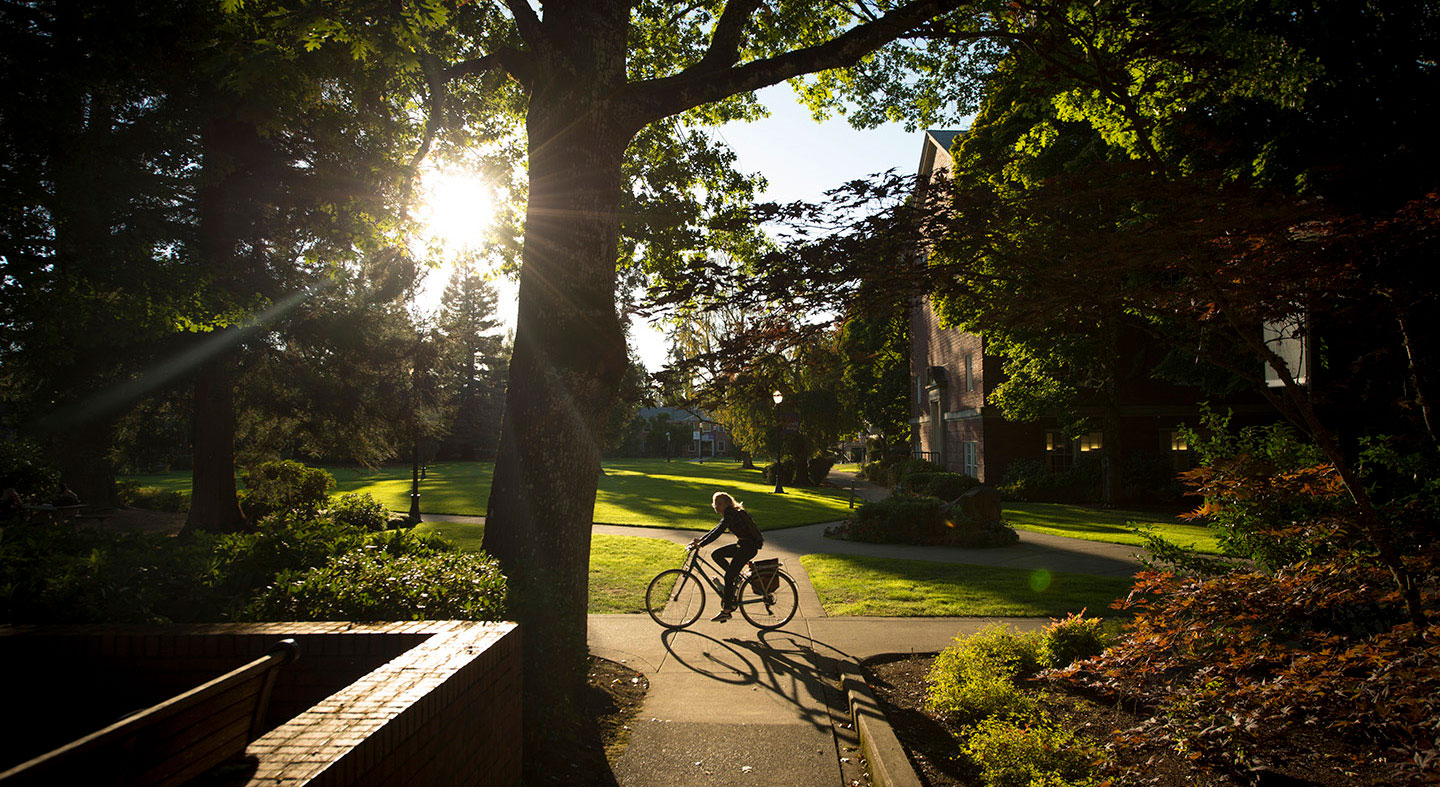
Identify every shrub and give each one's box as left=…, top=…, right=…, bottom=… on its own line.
left=848, top=495, right=946, bottom=544
left=927, top=625, right=1044, bottom=724
left=116, top=481, right=191, bottom=512
left=1181, top=411, right=1344, bottom=569
left=329, top=492, right=389, bottom=532
left=904, top=471, right=982, bottom=501
left=807, top=456, right=835, bottom=485
left=239, top=460, right=335, bottom=521
left=997, top=456, right=1101, bottom=503
left=837, top=494, right=1017, bottom=547
left=246, top=544, right=508, bottom=621
left=898, top=457, right=942, bottom=481
left=0, top=438, right=58, bottom=501
left=861, top=461, right=886, bottom=483
left=962, top=717, right=1098, bottom=787
left=1040, top=612, right=1111, bottom=669
left=0, top=525, right=220, bottom=624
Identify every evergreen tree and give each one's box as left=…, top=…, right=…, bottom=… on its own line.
left=435, top=265, right=509, bottom=461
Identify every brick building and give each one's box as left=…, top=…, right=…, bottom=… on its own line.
left=908, top=130, right=1268, bottom=488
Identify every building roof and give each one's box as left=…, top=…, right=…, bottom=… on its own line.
left=636, top=406, right=710, bottom=423
left=925, top=129, right=962, bottom=152
left=919, top=129, right=965, bottom=180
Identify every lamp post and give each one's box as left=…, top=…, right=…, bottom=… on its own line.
left=772, top=390, right=786, bottom=494
left=407, top=358, right=422, bottom=524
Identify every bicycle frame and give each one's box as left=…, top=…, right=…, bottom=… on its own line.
left=683, top=545, right=756, bottom=591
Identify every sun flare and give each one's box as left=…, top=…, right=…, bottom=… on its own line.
left=418, top=169, right=493, bottom=250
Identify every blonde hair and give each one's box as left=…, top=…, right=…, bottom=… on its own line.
left=712, top=491, right=744, bottom=511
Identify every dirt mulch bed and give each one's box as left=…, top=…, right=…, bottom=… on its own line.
left=589, top=655, right=649, bottom=762
left=863, top=654, right=1395, bottom=787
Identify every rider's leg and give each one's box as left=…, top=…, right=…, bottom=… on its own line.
left=720, top=542, right=759, bottom=608
left=712, top=543, right=739, bottom=606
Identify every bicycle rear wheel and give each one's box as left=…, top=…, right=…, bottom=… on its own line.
left=738, top=570, right=798, bottom=630
left=645, top=568, right=706, bottom=629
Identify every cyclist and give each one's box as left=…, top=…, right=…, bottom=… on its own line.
left=688, top=491, right=764, bottom=622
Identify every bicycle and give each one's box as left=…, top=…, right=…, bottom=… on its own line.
left=644, top=545, right=799, bottom=631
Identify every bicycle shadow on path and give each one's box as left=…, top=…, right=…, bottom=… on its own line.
left=603, top=620, right=863, bottom=787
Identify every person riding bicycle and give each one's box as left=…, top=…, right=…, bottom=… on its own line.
left=688, top=491, right=764, bottom=623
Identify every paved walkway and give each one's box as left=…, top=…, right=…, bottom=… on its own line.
left=426, top=470, right=1152, bottom=786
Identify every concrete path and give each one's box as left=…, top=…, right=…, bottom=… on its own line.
left=590, top=614, right=1049, bottom=787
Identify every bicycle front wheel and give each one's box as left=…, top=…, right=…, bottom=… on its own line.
left=738, top=570, right=799, bottom=630
left=645, top=568, right=706, bottom=629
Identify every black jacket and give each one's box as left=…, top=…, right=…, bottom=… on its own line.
left=696, top=506, right=763, bottom=549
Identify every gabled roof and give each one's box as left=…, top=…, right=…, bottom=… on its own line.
left=919, top=129, right=964, bottom=180
left=926, top=129, right=962, bottom=152
left=636, top=406, right=709, bottom=423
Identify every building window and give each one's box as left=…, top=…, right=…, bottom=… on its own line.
left=1077, top=432, right=1103, bottom=453
left=961, top=441, right=979, bottom=478
left=1162, top=429, right=1192, bottom=470
left=1045, top=430, right=1073, bottom=473
left=964, top=353, right=974, bottom=392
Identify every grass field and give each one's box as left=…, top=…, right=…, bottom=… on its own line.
left=412, top=520, right=684, bottom=614
left=800, top=553, right=1133, bottom=617
left=126, top=458, right=855, bottom=530
left=1004, top=501, right=1221, bottom=554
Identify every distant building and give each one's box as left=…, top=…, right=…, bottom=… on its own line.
left=636, top=407, right=731, bottom=459
left=908, top=130, right=1267, bottom=491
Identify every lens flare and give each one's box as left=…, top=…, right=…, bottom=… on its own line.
left=1028, top=569, right=1053, bottom=593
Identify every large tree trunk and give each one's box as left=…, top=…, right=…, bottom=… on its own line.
left=184, top=350, right=247, bottom=534
left=481, top=77, right=633, bottom=781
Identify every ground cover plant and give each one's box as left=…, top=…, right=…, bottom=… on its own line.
left=799, top=554, right=1131, bottom=617
left=1004, top=501, right=1220, bottom=554
left=125, top=458, right=855, bottom=529
left=414, top=520, right=687, bottom=614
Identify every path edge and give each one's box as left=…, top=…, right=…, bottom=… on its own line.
left=839, top=659, right=923, bottom=787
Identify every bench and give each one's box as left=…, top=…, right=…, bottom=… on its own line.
left=0, top=639, right=299, bottom=786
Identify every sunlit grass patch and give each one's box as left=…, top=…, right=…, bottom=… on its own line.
left=1004, top=501, right=1221, bottom=554
left=412, top=520, right=682, bottom=614
left=800, top=553, right=1132, bottom=617
left=125, top=457, right=853, bottom=530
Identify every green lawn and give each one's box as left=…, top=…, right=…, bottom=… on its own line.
left=126, top=458, right=855, bottom=530
left=412, top=520, right=684, bottom=614
left=800, top=553, right=1133, bottom=617
left=1004, top=501, right=1221, bottom=554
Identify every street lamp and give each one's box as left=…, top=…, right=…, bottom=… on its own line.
left=408, top=358, right=422, bottom=524
left=772, top=390, right=786, bottom=494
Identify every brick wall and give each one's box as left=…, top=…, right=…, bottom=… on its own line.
left=0, top=622, right=521, bottom=787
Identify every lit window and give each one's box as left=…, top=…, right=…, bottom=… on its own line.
left=1164, top=430, right=1189, bottom=452
left=1044, top=430, right=1073, bottom=472
left=1078, top=432, right=1103, bottom=452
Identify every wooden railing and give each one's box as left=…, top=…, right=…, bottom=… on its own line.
left=0, top=639, right=299, bottom=786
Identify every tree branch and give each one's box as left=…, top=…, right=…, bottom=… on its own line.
left=699, top=0, right=763, bottom=70
left=505, top=0, right=544, bottom=48
left=626, top=0, right=966, bottom=125
left=401, top=51, right=449, bottom=213
left=444, top=46, right=536, bottom=88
